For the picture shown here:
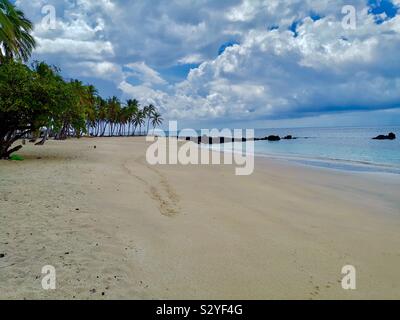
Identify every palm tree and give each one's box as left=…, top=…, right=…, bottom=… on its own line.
left=106, top=96, right=122, bottom=136
left=150, top=112, right=163, bottom=134
left=132, top=109, right=146, bottom=136
left=126, top=99, right=139, bottom=135
left=0, top=2, right=13, bottom=46
left=97, top=97, right=108, bottom=137
left=118, top=107, right=131, bottom=136
left=0, top=0, right=36, bottom=63
left=144, top=104, right=156, bottom=134
left=84, top=85, right=98, bottom=136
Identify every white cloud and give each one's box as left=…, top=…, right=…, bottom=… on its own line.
left=69, top=61, right=124, bottom=82
left=178, top=54, right=204, bottom=65
left=125, top=62, right=166, bottom=86
left=16, top=0, right=400, bottom=122
left=35, top=38, right=114, bottom=60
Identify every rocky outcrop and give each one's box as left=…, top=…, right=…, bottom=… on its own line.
left=181, top=134, right=296, bottom=144
left=283, top=135, right=295, bottom=140
left=373, top=132, right=396, bottom=140
left=266, top=135, right=281, bottom=141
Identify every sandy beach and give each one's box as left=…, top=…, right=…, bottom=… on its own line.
left=0, top=137, right=399, bottom=300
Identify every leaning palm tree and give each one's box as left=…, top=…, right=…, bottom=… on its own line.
left=0, top=0, right=36, bottom=63
left=144, top=104, right=156, bottom=134
left=150, top=112, right=163, bottom=134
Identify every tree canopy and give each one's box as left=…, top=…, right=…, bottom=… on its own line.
left=0, top=60, right=164, bottom=158
left=0, top=61, right=88, bottom=157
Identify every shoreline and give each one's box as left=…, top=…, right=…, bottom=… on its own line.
left=1, top=137, right=400, bottom=299
left=202, top=142, right=400, bottom=176
left=255, top=152, right=400, bottom=175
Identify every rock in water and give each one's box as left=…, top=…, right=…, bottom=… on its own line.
left=267, top=135, right=281, bottom=141
left=283, top=135, right=293, bottom=140
left=373, top=132, right=396, bottom=140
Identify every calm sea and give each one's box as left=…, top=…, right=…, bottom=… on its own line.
left=173, top=126, right=400, bottom=174
left=250, top=127, right=400, bottom=174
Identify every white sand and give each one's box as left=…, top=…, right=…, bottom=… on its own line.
left=0, top=137, right=399, bottom=299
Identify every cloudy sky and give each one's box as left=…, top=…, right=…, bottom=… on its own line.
left=14, top=0, right=400, bottom=128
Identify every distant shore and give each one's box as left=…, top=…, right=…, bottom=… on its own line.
left=1, top=137, right=400, bottom=299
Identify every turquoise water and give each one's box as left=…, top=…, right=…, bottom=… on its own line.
left=216, top=127, right=400, bottom=174
left=166, top=126, right=400, bottom=173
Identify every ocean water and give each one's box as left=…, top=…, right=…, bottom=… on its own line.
left=204, top=127, right=400, bottom=174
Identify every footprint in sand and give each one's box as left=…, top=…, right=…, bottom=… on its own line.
left=122, top=159, right=180, bottom=217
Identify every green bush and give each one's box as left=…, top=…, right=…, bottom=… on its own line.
left=9, top=154, right=24, bottom=161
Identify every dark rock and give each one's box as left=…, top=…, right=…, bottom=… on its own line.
left=0, top=253, right=5, bottom=258
left=373, top=132, right=396, bottom=140
left=283, top=135, right=293, bottom=140
left=267, top=135, right=281, bottom=141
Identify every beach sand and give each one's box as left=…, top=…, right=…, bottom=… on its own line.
left=0, top=137, right=399, bottom=299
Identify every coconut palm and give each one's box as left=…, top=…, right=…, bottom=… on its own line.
left=126, top=99, right=139, bottom=135
left=0, top=0, right=36, bottom=63
left=106, top=96, right=122, bottom=136
left=150, top=112, right=163, bottom=133
left=144, top=104, right=156, bottom=134
left=0, top=2, right=13, bottom=45
left=98, top=97, right=108, bottom=137
left=132, top=109, right=146, bottom=136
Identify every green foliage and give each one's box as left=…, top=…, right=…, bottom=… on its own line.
left=9, top=154, right=24, bottom=161
left=1, top=0, right=164, bottom=159
left=151, top=112, right=163, bottom=129
left=0, top=61, right=100, bottom=157
left=0, top=61, right=50, bottom=133
left=0, top=0, right=36, bottom=62
left=0, top=59, right=164, bottom=158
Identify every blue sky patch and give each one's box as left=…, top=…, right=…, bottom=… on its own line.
left=218, top=41, right=239, bottom=56
left=289, top=21, right=300, bottom=37
left=368, top=0, right=398, bottom=24
left=309, top=12, right=323, bottom=21
left=161, top=63, right=201, bottom=84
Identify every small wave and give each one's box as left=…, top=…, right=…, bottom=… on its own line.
left=254, top=152, right=400, bottom=174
